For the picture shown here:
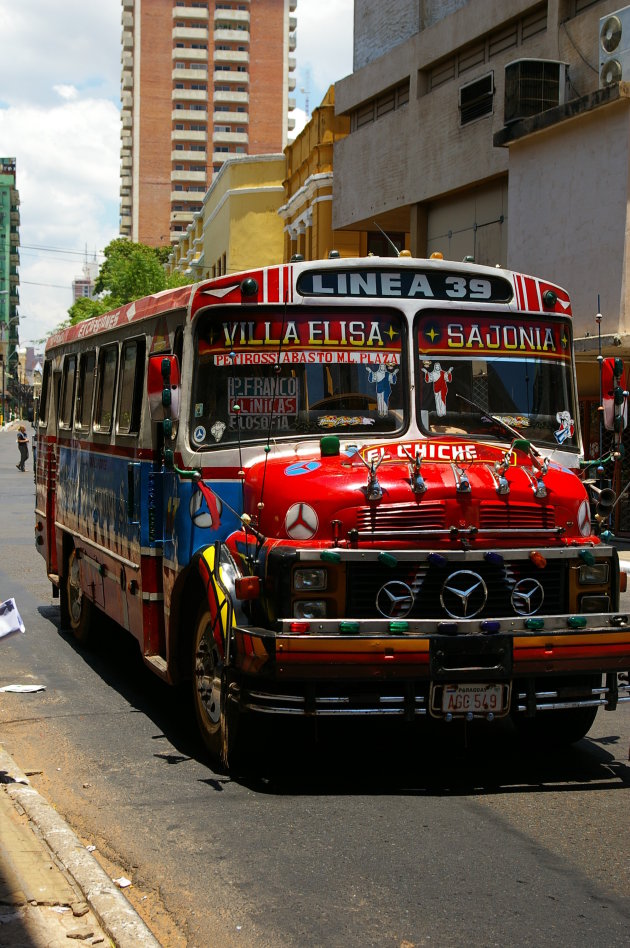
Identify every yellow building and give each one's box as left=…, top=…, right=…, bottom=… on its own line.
left=166, top=153, right=286, bottom=279
left=280, top=87, right=367, bottom=261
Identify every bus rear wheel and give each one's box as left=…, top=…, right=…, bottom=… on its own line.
left=192, top=605, right=244, bottom=770
left=66, top=548, right=95, bottom=645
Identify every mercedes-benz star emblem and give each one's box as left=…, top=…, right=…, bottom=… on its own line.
left=440, top=570, right=487, bottom=619
left=376, top=581, right=414, bottom=619
left=511, top=577, right=545, bottom=616
left=284, top=502, right=319, bottom=540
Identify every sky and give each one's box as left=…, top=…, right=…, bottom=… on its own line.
left=0, top=0, right=354, bottom=349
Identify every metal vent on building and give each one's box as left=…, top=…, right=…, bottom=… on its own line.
left=599, top=6, right=630, bottom=88
left=504, top=59, right=568, bottom=124
left=459, top=72, right=494, bottom=125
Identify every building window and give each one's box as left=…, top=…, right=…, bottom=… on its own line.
left=459, top=72, right=494, bottom=125
left=422, top=4, right=546, bottom=93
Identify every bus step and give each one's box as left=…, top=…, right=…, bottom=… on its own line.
left=144, top=654, right=168, bottom=677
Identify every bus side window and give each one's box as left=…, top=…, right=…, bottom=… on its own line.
left=38, top=361, right=51, bottom=428
left=74, top=350, right=96, bottom=432
left=117, top=337, right=146, bottom=436
left=94, top=344, right=118, bottom=434
left=59, top=354, right=77, bottom=429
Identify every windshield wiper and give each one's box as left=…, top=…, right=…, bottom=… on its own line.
left=455, top=393, right=542, bottom=461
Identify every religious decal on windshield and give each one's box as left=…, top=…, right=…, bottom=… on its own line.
left=366, top=360, right=399, bottom=416
left=554, top=411, right=575, bottom=444
left=423, top=362, right=453, bottom=417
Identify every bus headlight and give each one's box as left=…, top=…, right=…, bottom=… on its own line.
left=578, top=563, right=609, bottom=584
left=579, top=595, right=610, bottom=613
left=293, top=568, right=327, bottom=591
left=293, top=600, right=327, bottom=619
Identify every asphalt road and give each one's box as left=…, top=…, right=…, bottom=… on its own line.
left=0, top=429, right=628, bottom=947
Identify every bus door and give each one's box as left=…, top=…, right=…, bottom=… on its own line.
left=45, top=365, right=62, bottom=579
left=141, top=349, right=182, bottom=661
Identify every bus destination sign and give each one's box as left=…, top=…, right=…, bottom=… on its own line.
left=297, top=268, right=513, bottom=304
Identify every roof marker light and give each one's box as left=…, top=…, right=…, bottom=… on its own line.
left=567, top=615, right=587, bottom=629
left=240, top=277, right=258, bottom=297
left=340, top=621, right=360, bottom=634
left=579, top=550, right=595, bottom=566
left=389, top=621, right=409, bottom=633
left=438, top=621, right=459, bottom=635
left=480, top=620, right=501, bottom=634
left=320, top=435, right=340, bottom=457
left=525, top=618, right=545, bottom=630
left=529, top=550, right=547, bottom=569
left=290, top=621, right=310, bottom=634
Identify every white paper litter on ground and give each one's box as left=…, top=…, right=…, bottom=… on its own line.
left=0, top=598, right=25, bottom=640
left=0, top=684, right=46, bottom=693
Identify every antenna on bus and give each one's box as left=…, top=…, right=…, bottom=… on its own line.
left=373, top=221, right=400, bottom=257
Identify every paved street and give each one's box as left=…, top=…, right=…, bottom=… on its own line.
left=0, top=429, right=629, bottom=947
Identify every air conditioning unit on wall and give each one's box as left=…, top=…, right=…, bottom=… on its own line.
left=599, top=6, right=630, bottom=87
left=504, top=60, right=568, bottom=124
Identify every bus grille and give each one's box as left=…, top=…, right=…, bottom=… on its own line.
left=346, top=559, right=566, bottom=619
left=480, top=503, right=555, bottom=531
left=356, top=502, right=446, bottom=536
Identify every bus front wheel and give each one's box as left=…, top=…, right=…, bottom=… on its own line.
left=192, top=605, right=244, bottom=770
left=66, top=548, right=95, bottom=645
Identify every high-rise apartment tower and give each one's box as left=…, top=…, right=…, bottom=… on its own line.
left=120, top=0, right=297, bottom=247
left=0, top=157, right=20, bottom=422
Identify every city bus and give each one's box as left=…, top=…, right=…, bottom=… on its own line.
left=34, top=253, right=630, bottom=768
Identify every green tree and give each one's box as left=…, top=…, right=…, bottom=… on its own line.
left=66, top=295, right=114, bottom=326
left=95, top=238, right=168, bottom=301
left=60, top=239, right=194, bottom=329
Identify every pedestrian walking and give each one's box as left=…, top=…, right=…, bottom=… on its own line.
left=16, top=425, right=28, bottom=472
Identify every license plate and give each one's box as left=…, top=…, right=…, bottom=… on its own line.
left=441, top=683, right=504, bottom=715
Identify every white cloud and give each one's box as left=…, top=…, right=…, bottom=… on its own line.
left=0, top=0, right=121, bottom=346
left=0, top=0, right=354, bottom=347
left=294, top=0, right=354, bottom=114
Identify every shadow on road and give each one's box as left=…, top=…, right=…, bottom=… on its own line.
left=41, top=604, right=630, bottom=799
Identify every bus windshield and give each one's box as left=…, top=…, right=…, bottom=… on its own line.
left=191, top=308, right=407, bottom=446
left=416, top=311, right=578, bottom=449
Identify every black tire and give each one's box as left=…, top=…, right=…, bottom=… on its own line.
left=192, top=604, right=247, bottom=771
left=66, top=548, right=96, bottom=646
left=513, top=706, right=598, bottom=747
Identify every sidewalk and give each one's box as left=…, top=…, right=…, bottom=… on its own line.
left=0, top=746, right=161, bottom=947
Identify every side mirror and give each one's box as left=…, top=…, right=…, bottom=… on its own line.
left=602, top=356, right=628, bottom=432
left=148, top=354, right=181, bottom=422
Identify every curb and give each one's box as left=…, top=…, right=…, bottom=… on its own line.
left=0, top=747, right=161, bottom=948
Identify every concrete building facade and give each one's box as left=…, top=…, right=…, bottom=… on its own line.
left=166, top=153, right=286, bottom=278
left=120, top=0, right=297, bottom=247
left=333, top=0, right=630, bottom=530
left=279, top=87, right=363, bottom=261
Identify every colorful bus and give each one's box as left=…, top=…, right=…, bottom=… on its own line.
left=35, top=254, right=630, bottom=767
